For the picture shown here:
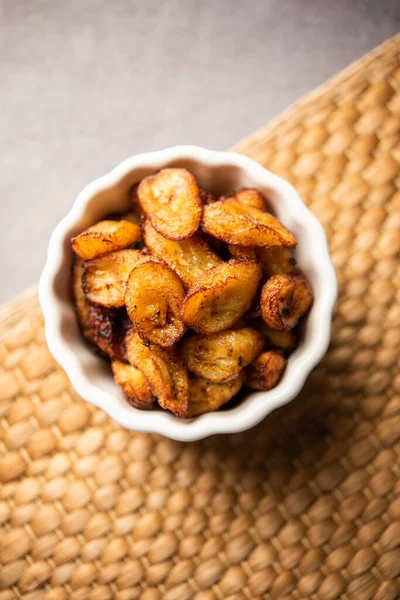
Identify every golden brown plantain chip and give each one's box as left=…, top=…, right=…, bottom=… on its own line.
left=250, top=319, right=297, bottom=353
left=72, top=219, right=141, bottom=260
left=125, top=259, right=186, bottom=347
left=137, top=168, right=202, bottom=240
left=86, top=305, right=131, bottom=361
left=143, top=220, right=221, bottom=288
left=82, top=249, right=143, bottom=308
left=126, top=330, right=189, bottom=417
left=257, top=246, right=297, bottom=277
left=73, top=257, right=129, bottom=360
left=182, top=327, right=265, bottom=383
left=182, top=259, right=263, bottom=334
left=247, top=350, right=287, bottom=391
left=202, top=199, right=297, bottom=248
left=188, top=372, right=246, bottom=417
left=261, top=274, right=313, bottom=331
left=221, top=188, right=266, bottom=211
left=111, top=360, right=155, bottom=408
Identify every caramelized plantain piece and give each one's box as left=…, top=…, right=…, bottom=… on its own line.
left=257, top=246, right=297, bottom=277
left=137, top=168, right=202, bottom=240
left=72, top=219, right=141, bottom=260
left=188, top=372, right=246, bottom=417
left=221, top=188, right=266, bottom=211
left=125, top=259, right=186, bottom=347
left=182, top=259, right=263, bottom=334
left=261, top=274, right=313, bottom=331
left=143, top=220, right=221, bottom=288
left=182, top=327, right=265, bottom=383
left=228, top=244, right=256, bottom=259
left=111, top=360, right=155, bottom=408
left=87, top=305, right=131, bottom=361
left=82, top=249, right=143, bottom=308
left=202, top=199, right=297, bottom=248
left=251, top=319, right=297, bottom=353
left=73, top=257, right=129, bottom=359
left=247, top=350, right=287, bottom=391
left=126, top=330, right=189, bottom=417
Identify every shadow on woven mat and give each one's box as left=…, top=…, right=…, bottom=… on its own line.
left=1, top=34, right=400, bottom=600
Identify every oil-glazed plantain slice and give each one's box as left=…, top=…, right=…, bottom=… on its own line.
left=72, top=219, right=141, bottom=260
left=182, top=259, right=263, bottom=334
left=137, top=168, right=202, bottom=240
left=125, top=259, right=186, bottom=347
left=260, top=274, right=313, bottom=331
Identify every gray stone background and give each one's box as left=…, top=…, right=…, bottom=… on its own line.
left=1, top=0, right=399, bottom=303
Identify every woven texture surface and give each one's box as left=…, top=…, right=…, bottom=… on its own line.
left=1, top=35, right=400, bottom=600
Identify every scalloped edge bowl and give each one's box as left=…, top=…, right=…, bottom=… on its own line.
left=39, top=146, right=337, bottom=441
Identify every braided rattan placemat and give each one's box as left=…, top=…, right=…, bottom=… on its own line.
left=1, top=35, right=400, bottom=600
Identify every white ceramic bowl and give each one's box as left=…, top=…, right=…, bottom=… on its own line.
left=39, top=146, right=337, bottom=441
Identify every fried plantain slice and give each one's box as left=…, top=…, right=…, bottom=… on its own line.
left=261, top=274, right=313, bottom=331
left=143, top=220, right=221, bottom=288
left=228, top=244, right=256, bottom=259
left=250, top=318, right=297, bottom=353
left=72, top=219, right=141, bottom=260
left=247, top=350, right=287, bottom=391
left=182, top=327, right=265, bottom=383
left=182, top=259, right=263, bottom=334
left=188, top=372, right=245, bottom=417
left=126, top=330, right=189, bottom=417
left=87, top=305, right=131, bottom=361
left=202, top=199, right=297, bottom=248
left=125, top=259, right=186, bottom=347
left=137, top=168, right=202, bottom=240
left=73, top=257, right=129, bottom=359
left=111, top=360, right=155, bottom=408
left=82, top=249, right=143, bottom=308
left=221, top=188, right=266, bottom=211
left=257, top=246, right=297, bottom=277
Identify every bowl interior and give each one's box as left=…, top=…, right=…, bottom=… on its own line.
left=44, top=148, right=335, bottom=440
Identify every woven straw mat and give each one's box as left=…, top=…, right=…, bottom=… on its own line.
left=1, top=35, right=400, bottom=600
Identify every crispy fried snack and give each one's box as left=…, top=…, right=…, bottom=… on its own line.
left=222, top=188, right=266, bottom=211
left=247, top=350, right=287, bottom=391
left=73, top=258, right=129, bottom=359
left=126, top=330, right=189, bottom=417
left=87, top=305, right=131, bottom=361
left=137, top=168, right=202, bottom=240
left=182, top=259, right=263, bottom=334
left=82, top=249, right=143, bottom=308
left=111, top=360, right=155, bottom=408
left=257, top=246, right=297, bottom=277
left=261, top=274, right=313, bottom=331
left=202, top=199, right=297, bottom=248
left=143, top=220, right=221, bottom=288
left=125, top=259, right=186, bottom=347
left=228, top=244, right=256, bottom=259
left=72, top=219, right=141, bottom=260
left=251, top=319, right=297, bottom=353
left=188, top=372, right=245, bottom=417
left=182, top=327, right=265, bottom=383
